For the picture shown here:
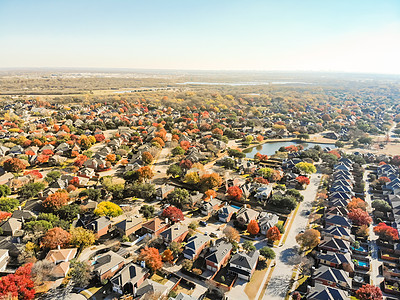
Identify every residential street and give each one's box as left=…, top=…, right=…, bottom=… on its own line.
left=262, top=172, right=320, bottom=300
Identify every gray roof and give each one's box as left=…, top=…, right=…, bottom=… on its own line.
left=183, top=234, right=210, bottom=256
left=93, top=251, right=125, bottom=275
left=313, top=266, right=351, bottom=287
left=230, top=250, right=259, bottom=270
left=205, top=240, right=232, bottom=264
left=160, top=223, right=188, bottom=242
left=308, top=284, right=348, bottom=300
left=111, top=262, right=148, bottom=288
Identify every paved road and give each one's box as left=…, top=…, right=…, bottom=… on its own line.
left=262, top=172, right=320, bottom=300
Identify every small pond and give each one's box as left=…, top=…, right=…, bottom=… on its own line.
left=244, top=141, right=335, bottom=157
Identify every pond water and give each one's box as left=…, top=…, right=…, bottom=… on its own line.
left=244, top=141, right=334, bottom=157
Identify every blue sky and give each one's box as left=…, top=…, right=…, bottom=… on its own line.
left=0, top=0, right=399, bottom=73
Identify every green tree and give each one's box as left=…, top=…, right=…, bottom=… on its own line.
left=69, top=260, right=93, bottom=287
left=167, top=164, right=183, bottom=178
left=171, top=146, right=185, bottom=156
left=45, top=170, right=62, bottom=183
left=260, top=246, right=275, bottom=259
left=295, top=162, right=316, bottom=175
left=79, top=189, right=101, bottom=201
left=139, top=205, right=155, bottom=219
left=167, top=188, right=191, bottom=209
left=0, top=185, right=11, bottom=198
left=0, top=197, right=19, bottom=212
left=242, top=240, right=256, bottom=252
left=19, top=182, right=45, bottom=199
left=55, top=204, right=81, bottom=222
left=372, top=200, right=392, bottom=212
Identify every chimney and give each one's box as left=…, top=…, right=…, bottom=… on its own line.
left=140, top=260, right=146, bottom=268
left=76, top=214, right=80, bottom=220
left=57, top=245, right=61, bottom=250
left=134, top=286, right=137, bottom=297
left=18, top=206, right=21, bottom=210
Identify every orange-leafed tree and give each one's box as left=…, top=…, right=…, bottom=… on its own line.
left=0, top=211, right=11, bottom=222
left=74, top=155, right=88, bottom=167
left=41, top=227, right=71, bottom=249
left=355, top=284, right=383, bottom=300
left=106, top=153, right=116, bottom=162
left=3, top=157, right=27, bottom=173
left=138, top=247, right=163, bottom=272
left=42, top=190, right=69, bottom=210
left=227, top=186, right=243, bottom=201
left=0, top=263, right=35, bottom=300
left=373, top=222, right=399, bottom=241
left=256, top=135, right=264, bottom=142
left=162, top=249, right=174, bottom=262
left=69, top=177, right=80, bottom=186
left=136, top=166, right=154, bottom=182
left=94, top=134, right=105, bottom=142
left=141, top=151, right=154, bottom=164
left=296, top=229, right=320, bottom=250
left=42, top=149, right=54, bottom=156
left=200, top=173, right=222, bottom=191
left=296, top=176, right=310, bottom=185
left=152, top=137, right=165, bottom=148
left=247, top=220, right=260, bottom=235
left=204, top=189, right=217, bottom=201
left=348, top=197, right=367, bottom=211
left=223, top=226, right=240, bottom=243
left=266, top=226, right=281, bottom=242
left=36, top=154, right=50, bottom=164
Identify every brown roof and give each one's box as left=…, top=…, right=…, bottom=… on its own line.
left=142, top=217, right=167, bottom=233
left=45, top=248, right=77, bottom=263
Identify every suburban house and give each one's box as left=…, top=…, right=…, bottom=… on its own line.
left=156, top=184, right=175, bottom=200
left=312, top=266, right=351, bottom=290
left=0, top=249, right=9, bottom=272
left=308, top=283, right=349, bottom=300
left=135, top=278, right=168, bottom=299
left=111, top=262, right=149, bottom=295
left=322, top=226, right=354, bottom=243
left=228, top=250, right=259, bottom=281
left=142, top=217, right=169, bottom=237
left=160, top=223, right=189, bottom=245
left=86, top=216, right=112, bottom=238
left=324, top=215, right=352, bottom=229
left=205, top=240, right=232, bottom=272
left=318, top=237, right=351, bottom=254
left=0, top=218, right=22, bottom=236
left=317, top=252, right=354, bottom=273
left=45, top=248, right=77, bottom=264
left=258, top=212, right=279, bottom=235
left=218, top=204, right=238, bottom=223
left=200, top=198, right=222, bottom=216
left=183, top=234, right=210, bottom=260
left=254, top=185, right=273, bottom=202
left=93, top=251, right=126, bottom=282
left=115, top=215, right=143, bottom=237
left=236, top=207, right=259, bottom=227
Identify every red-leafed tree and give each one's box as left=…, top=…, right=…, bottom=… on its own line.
left=348, top=208, right=372, bottom=226
left=138, top=247, right=163, bottom=272
left=0, top=211, right=11, bottom=222
left=0, top=263, right=35, bottom=300
left=373, top=222, right=399, bottom=241
left=161, top=206, right=184, bottom=222
left=94, top=134, right=105, bottom=142
left=25, top=150, right=35, bottom=156
left=180, top=141, right=191, bottom=151
left=296, top=176, right=310, bottom=185
left=355, top=284, right=383, bottom=300
left=227, top=186, right=243, bottom=201
left=179, top=159, right=193, bottom=171
left=36, top=154, right=50, bottom=164
left=3, top=157, right=27, bottom=173
left=141, top=151, right=154, bottom=164
left=378, top=176, right=391, bottom=184
left=247, top=220, right=260, bottom=235
left=69, top=177, right=80, bottom=186
left=41, top=227, right=71, bottom=249
left=24, top=170, right=43, bottom=179
left=266, top=226, right=281, bottom=242
left=254, top=152, right=269, bottom=162
left=74, top=155, right=88, bottom=167
left=42, top=191, right=69, bottom=210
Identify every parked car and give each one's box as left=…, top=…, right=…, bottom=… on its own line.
left=199, top=221, right=207, bottom=227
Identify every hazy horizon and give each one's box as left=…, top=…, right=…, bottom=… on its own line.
left=1, top=0, right=399, bottom=74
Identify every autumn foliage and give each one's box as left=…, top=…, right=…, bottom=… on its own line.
left=355, top=284, right=383, bottom=300
left=227, top=186, right=243, bottom=201
left=0, top=211, right=11, bottom=221
left=266, top=226, right=281, bottom=242
left=3, top=157, right=27, bottom=173
left=41, top=227, right=71, bottom=249
left=199, top=173, right=222, bottom=191
left=348, top=197, right=367, bottom=211
left=373, top=222, right=399, bottom=241
left=348, top=208, right=372, bottom=226
left=141, top=151, right=154, bottom=164
left=247, top=220, right=260, bottom=235
left=296, top=176, right=310, bottom=185
left=204, top=189, right=217, bottom=201
left=136, top=166, right=154, bottom=182
left=0, top=263, right=35, bottom=300
left=42, top=190, right=69, bottom=210
left=161, top=206, right=184, bottom=222
left=138, top=247, right=163, bottom=272
left=162, top=249, right=174, bottom=262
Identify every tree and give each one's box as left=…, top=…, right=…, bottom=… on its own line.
left=348, top=208, right=372, bottom=226
left=357, top=225, right=369, bottom=238
left=136, top=166, right=154, bottom=182
left=223, top=226, right=240, bottom=243
left=266, top=226, right=281, bottom=242
left=162, top=249, right=174, bottom=262
left=182, top=259, right=193, bottom=271
left=247, top=220, right=260, bottom=235
left=295, top=162, right=316, bottom=175
left=355, top=284, right=383, bottom=300
left=41, top=227, right=71, bottom=249
left=106, top=153, right=116, bottom=162
left=125, top=182, right=156, bottom=200
left=0, top=211, right=11, bottom=222
left=199, top=173, right=222, bottom=191
left=348, top=197, right=367, bottom=211
left=24, top=220, right=53, bottom=233
left=0, top=185, right=11, bottom=198
left=260, top=246, right=276, bottom=259
left=373, top=222, right=399, bottom=241
left=204, top=189, right=217, bottom=201
left=94, top=201, right=123, bottom=217
left=179, top=159, right=193, bottom=171
left=161, top=206, right=184, bottom=222
left=296, top=176, right=310, bottom=186
left=0, top=263, right=35, bottom=300
left=167, top=188, right=190, bottom=209
left=140, top=205, right=155, bottom=219
left=45, top=170, right=62, bottom=183
left=69, top=260, right=93, bottom=287
left=335, top=141, right=345, bottom=148
left=74, top=154, right=88, bottom=167
left=42, top=191, right=69, bottom=210
left=19, top=182, right=45, bottom=199
left=167, top=164, right=182, bottom=177
left=3, top=157, right=27, bottom=173
left=372, top=200, right=392, bottom=212
left=296, top=229, right=320, bottom=250
left=184, top=172, right=200, bottom=185
left=171, top=146, right=185, bottom=156
left=70, top=227, right=96, bottom=248
left=142, top=151, right=154, bottom=164
left=258, top=167, right=273, bottom=178
left=79, top=188, right=101, bottom=201
left=138, top=247, right=163, bottom=272
left=0, top=197, right=19, bottom=213
left=227, top=186, right=243, bottom=201
left=242, top=240, right=256, bottom=252
left=55, top=204, right=81, bottom=222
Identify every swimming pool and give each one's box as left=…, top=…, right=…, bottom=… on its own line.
left=231, top=205, right=241, bottom=210
left=352, top=246, right=366, bottom=252
left=358, top=261, right=368, bottom=267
